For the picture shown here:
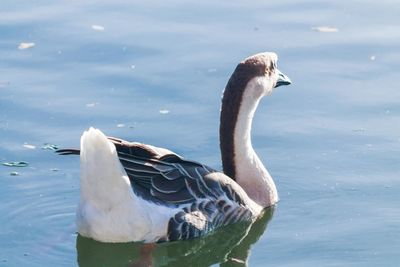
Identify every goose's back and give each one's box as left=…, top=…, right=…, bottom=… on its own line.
left=110, top=137, right=263, bottom=241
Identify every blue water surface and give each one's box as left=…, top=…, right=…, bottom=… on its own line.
left=1, top=1, right=399, bottom=266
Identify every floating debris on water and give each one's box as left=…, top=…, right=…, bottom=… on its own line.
left=3, top=161, right=29, bottom=167
left=18, top=42, right=35, bottom=50
left=311, top=26, right=339, bottom=33
left=159, top=109, right=170, bottom=114
left=207, top=68, right=217, bottom=73
left=352, top=128, right=366, bottom=132
left=91, top=24, right=105, bottom=31
left=370, top=55, right=376, bottom=61
left=117, top=123, right=125, bottom=128
left=10, top=172, right=19, bottom=176
left=130, top=65, right=136, bottom=69
left=23, top=144, right=36, bottom=149
left=86, top=102, right=98, bottom=108
left=42, top=143, right=59, bottom=151
left=51, top=168, right=60, bottom=172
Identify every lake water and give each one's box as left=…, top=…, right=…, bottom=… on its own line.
left=1, top=1, right=399, bottom=266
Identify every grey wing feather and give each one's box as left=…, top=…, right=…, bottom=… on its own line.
left=56, top=136, right=255, bottom=241
left=111, top=139, right=255, bottom=241
left=112, top=139, right=218, bottom=206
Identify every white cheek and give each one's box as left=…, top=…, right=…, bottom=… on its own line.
left=247, top=77, right=273, bottom=97
left=263, top=78, right=275, bottom=96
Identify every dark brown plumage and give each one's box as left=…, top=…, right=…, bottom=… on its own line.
left=220, top=54, right=277, bottom=180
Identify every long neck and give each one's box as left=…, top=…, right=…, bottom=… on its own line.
left=220, top=78, right=278, bottom=207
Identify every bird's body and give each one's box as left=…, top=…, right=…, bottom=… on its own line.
left=57, top=52, right=291, bottom=243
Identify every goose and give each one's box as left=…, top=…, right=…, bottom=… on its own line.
left=57, top=52, right=291, bottom=243
left=76, top=209, right=274, bottom=266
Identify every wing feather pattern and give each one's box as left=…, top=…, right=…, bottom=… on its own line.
left=110, top=138, right=256, bottom=241
left=58, top=137, right=257, bottom=241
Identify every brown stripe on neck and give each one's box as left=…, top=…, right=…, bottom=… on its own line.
left=219, top=61, right=266, bottom=180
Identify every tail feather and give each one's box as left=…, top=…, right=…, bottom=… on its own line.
left=61, top=127, right=171, bottom=243
left=79, top=127, right=133, bottom=208
left=56, top=148, right=80, bottom=155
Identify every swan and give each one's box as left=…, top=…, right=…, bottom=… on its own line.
left=57, top=52, right=291, bottom=243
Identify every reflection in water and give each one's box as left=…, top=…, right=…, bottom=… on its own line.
left=77, top=208, right=274, bottom=267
